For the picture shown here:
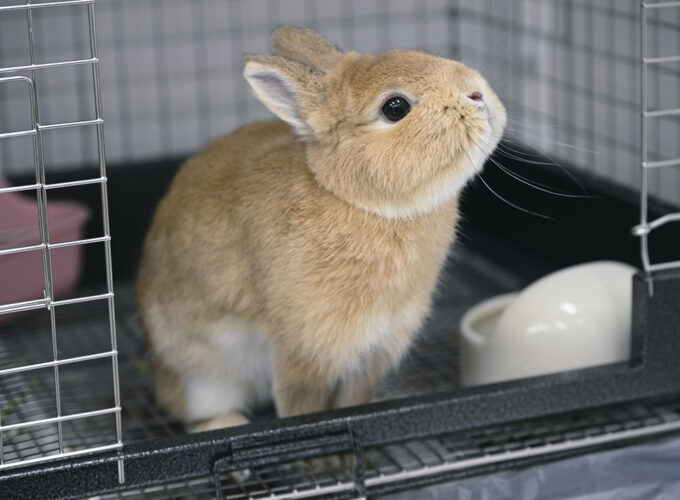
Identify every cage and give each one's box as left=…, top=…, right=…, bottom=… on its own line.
left=0, top=0, right=679, bottom=499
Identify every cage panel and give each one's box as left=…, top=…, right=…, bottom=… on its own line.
left=59, top=411, right=118, bottom=455
left=57, top=357, right=116, bottom=416
left=29, top=3, right=91, bottom=65
left=45, top=180, right=102, bottom=240
left=0, top=77, right=33, bottom=135
left=0, top=10, right=30, bottom=68
left=41, top=124, right=100, bottom=182
left=1, top=422, right=61, bottom=468
left=49, top=241, right=106, bottom=301
left=0, top=0, right=122, bottom=475
left=0, top=135, right=36, bottom=178
left=50, top=299, right=112, bottom=360
left=34, top=64, right=97, bottom=130
left=0, top=250, right=46, bottom=309
left=0, top=188, right=41, bottom=247
left=0, top=309, right=52, bottom=371
left=0, top=367, right=58, bottom=430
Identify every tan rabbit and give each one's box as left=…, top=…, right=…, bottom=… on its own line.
left=137, top=27, right=506, bottom=432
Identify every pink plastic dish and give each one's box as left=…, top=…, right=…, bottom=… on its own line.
left=0, top=175, right=90, bottom=324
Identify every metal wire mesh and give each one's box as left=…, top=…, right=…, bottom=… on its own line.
left=0, top=0, right=452, bottom=173
left=2, top=0, right=677, bottom=210
left=634, top=1, right=680, bottom=273
left=0, top=0, right=122, bottom=474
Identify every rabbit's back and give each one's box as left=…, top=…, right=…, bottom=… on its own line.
left=137, top=120, right=305, bottom=339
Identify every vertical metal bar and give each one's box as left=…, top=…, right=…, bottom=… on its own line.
left=505, top=0, right=514, bottom=130
left=416, top=0, right=427, bottom=51
left=112, top=1, right=133, bottom=161
left=69, top=4, right=90, bottom=166
left=25, top=0, right=64, bottom=455
left=266, top=0, right=280, bottom=42
left=151, top=0, right=172, bottom=153
left=640, top=2, right=651, bottom=272
left=565, top=2, right=575, bottom=162
left=586, top=1, right=596, bottom=172
left=677, top=6, right=680, bottom=200
left=307, top=0, right=318, bottom=29
left=448, top=0, right=461, bottom=61
left=379, top=0, right=391, bottom=49
left=229, top=0, right=246, bottom=123
left=0, top=404, right=3, bottom=465
left=607, top=0, right=617, bottom=181
left=87, top=0, right=124, bottom=484
left=48, top=304, right=61, bottom=450
left=652, top=5, right=661, bottom=206
left=516, top=0, right=524, bottom=141
left=0, top=57, right=13, bottom=170
left=341, top=0, right=354, bottom=49
left=190, top=2, right=212, bottom=141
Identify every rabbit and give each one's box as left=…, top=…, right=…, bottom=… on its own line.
left=136, top=26, right=506, bottom=432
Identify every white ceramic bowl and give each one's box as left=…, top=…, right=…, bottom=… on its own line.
left=460, top=261, right=636, bottom=386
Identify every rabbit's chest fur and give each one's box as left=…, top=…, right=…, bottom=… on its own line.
left=228, top=124, right=459, bottom=376
left=277, top=202, right=457, bottom=376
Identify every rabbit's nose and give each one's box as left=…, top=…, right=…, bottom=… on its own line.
left=468, top=91, right=483, bottom=102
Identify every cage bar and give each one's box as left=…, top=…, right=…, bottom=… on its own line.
left=0, top=58, right=99, bottom=74
left=0, top=0, right=94, bottom=12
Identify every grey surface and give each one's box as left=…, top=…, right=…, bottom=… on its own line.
left=380, top=432, right=680, bottom=500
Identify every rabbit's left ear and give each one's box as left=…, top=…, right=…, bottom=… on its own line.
left=244, top=55, right=324, bottom=135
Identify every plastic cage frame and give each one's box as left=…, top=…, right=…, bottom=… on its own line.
left=1, top=1, right=680, bottom=499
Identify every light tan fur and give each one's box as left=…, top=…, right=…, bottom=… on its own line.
left=137, top=27, right=506, bottom=429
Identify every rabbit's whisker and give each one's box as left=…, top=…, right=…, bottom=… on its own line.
left=486, top=131, right=589, bottom=195
left=488, top=157, right=592, bottom=199
left=470, top=137, right=592, bottom=199
left=463, top=150, right=560, bottom=224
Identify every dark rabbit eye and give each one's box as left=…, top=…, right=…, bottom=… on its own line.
left=381, top=96, right=411, bottom=122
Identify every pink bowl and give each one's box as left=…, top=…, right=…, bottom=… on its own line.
left=0, top=176, right=90, bottom=324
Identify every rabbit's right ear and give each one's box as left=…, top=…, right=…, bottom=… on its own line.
left=271, top=27, right=343, bottom=71
left=244, top=55, right=324, bottom=136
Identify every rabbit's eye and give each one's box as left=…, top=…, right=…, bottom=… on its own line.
left=381, top=96, right=411, bottom=122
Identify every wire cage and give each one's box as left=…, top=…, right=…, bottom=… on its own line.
left=0, top=0, right=679, bottom=499
left=0, top=0, right=123, bottom=479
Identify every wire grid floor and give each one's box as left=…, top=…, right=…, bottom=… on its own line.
left=5, top=246, right=680, bottom=497
left=0, top=244, right=524, bottom=464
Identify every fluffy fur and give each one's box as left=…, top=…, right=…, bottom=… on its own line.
left=137, top=27, right=506, bottom=429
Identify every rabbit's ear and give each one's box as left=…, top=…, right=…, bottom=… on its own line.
left=271, top=26, right=342, bottom=71
left=244, top=55, right=323, bottom=135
